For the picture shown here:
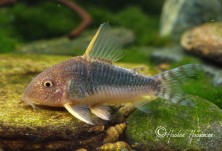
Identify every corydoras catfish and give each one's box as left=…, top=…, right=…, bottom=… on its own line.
left=22, top=23, right=201, bottom=125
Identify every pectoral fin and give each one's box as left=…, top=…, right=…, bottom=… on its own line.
left=64, top=103, right=93, bottom=125
left=90, top=105, right=110, bottom=120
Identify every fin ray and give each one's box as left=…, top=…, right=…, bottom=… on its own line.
left=154, top=64, right=202, bottom=106
left=64, top=104, right=93, bottom=125
left=134, top=96, right=155, bottom=113
left=90, top=105, right=110, bottom=120
left=83, top=22, right=123, bottom=62
left=135, top=103, right=152, bottom=113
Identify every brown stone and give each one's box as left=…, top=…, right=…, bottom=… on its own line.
left=181, top=22, right=222, bottom=64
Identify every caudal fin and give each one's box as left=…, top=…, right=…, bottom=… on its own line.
left=154, top=64, right=202, bottom=106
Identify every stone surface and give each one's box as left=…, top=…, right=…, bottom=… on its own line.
left=160, top=0, right=222, bottom=37
left=150, top=46, right=184, bottom=63
left=202, top=63, right=222, bottom=87
left=126, top=96, right=222, bottom=151
left=181, top=22, right=222, bottom=64
left=16, top=28, right=135, bottom=55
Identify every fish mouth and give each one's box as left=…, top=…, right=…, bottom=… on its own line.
left=22, top=94, right=38, bottom=109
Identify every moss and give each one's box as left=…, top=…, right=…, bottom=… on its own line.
left=0, top=8, right=18, bottom=52
left=182, top=75, right=222, bottom=108
left=0, top=32, right=18, bottom=53
left=0, top=2, right=80, bottom=53
left=78, top=6, right=170, bottom=46
left=126, top=96, right=222, bottom=150
left=77, top=0, right=165, bottom=15
left=12, top=2, right=80, bottom=41
left=112, top=6, right=171, bottom=46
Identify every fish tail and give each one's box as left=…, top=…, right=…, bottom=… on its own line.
left=154, top=64, right=202, bottom=106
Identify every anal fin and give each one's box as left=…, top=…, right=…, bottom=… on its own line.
left=64, top=103, right=93, bottom=125
left=134, top=103, right=152, bottom=113
left=134, top=95, right=155, bottom=113
left=90, top=105, right=110, bottom=120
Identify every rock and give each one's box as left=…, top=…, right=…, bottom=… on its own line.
left=160, top=0, right=222, bottom=37
left=16, top=28, right=135, bottom=55
left=126, top=96, right=222, bottom=151
left=181, top=22, right=222, bottom=64
left=150, top=46, right=184, bottom=63
left=202, top=63, right=222, bottom=87
left=0, top=54, right=149, bottom=150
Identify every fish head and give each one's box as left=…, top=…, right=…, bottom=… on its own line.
left=22, top=65, right=68, bottom=108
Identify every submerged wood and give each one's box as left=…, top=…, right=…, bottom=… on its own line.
left=57, top=0, right=92, bottom=39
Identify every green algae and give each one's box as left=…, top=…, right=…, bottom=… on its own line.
left=126, top=96, right=222, bottom=150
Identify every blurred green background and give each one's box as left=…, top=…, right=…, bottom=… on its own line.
left=0, top=0, right=169, bottom=53
left=1, top=1, right=222, bottom=150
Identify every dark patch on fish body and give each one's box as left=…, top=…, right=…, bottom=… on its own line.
left=60, top=57, right=160, bottom=103
left=89, top=61, right=151, bottom=87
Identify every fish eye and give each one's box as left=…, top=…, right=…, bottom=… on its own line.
left=43, top=79, right=53, bottom=88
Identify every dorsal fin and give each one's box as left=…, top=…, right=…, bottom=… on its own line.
left=83, top=22, right=123, bottom=63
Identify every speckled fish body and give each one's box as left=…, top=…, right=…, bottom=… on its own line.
left=64, top=57, right=158, bottom=106
left=22, top=23, right=201, bottom=125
